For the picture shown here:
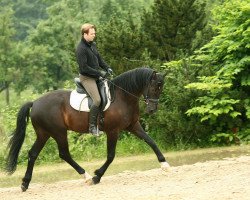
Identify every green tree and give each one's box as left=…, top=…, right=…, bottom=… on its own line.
left=99, top=0, right=117, bottom=23
left=12, top=43, right=52, bottom=93
left=99, top=0, right=153, bottom=24
left=185, top=0, right=250, bottom=144
left=98, top=15, right=154, bottom=74
left=141, top=0, right=207, bottom=61
left=26, top=0, right=84, bottom=91
left=0, top=4, right=18, bottom=104
left=96, top=0, right=157, bottom=74
left=12, top=0, right=52, bottom=40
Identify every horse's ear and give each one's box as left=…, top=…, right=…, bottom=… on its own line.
left=151, top=71, right=157, bottom=80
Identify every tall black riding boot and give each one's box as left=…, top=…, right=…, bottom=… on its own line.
left=89, top=105, right=100, bottom=136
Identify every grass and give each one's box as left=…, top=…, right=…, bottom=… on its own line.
left=0, top=145, right=249, bottom=188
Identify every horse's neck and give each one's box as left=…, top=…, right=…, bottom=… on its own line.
left=115, top=87, right=141, bottom=104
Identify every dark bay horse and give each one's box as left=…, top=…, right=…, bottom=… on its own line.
left=6, top=67, right=170, bottom=191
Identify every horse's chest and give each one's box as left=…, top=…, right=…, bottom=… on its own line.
left=113, top=107, right=136, bottom=124
left=122, top=106, right=139, bottom=124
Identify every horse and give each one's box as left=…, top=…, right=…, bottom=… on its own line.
left=5, top=67, right=170, bottom=191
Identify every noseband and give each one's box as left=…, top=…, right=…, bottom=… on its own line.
left=144, top=97, right=159, bottom=105
left=144, top=81, right=159, bottom=105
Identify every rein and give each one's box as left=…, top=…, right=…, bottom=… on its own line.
left=107, top=79, right=159, bottom=105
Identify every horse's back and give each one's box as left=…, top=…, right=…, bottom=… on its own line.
left=30, top=90, right=71, bottom=131
left=32, top=89, right=70, bottom=108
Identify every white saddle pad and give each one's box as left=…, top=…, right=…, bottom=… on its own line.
left=70, top=82, right=111, bottom=112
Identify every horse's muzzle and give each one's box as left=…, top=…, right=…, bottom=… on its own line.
left=145, top=98, right=159, bottom=114
left=146, top=103, right=158, bottom=114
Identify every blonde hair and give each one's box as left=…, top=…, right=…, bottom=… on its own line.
left=81, top=23, right=96, bottom=35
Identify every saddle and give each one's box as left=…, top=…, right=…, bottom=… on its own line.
left=70, top=78, right=111, bottom=112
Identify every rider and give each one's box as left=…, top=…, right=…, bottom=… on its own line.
left=76, top=23, right=113, bottom=135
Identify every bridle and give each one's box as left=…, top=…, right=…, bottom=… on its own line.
left=107, top=79, right=159, bottom=105
left=143, top=82, right=159, bottom=105
left=144, top=96, right=159, bottom=105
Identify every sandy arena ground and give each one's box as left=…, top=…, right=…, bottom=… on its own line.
left=0, top=156, right=249, bottom=200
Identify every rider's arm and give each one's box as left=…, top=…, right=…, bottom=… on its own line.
left=76, top=47, right=103, bottom=78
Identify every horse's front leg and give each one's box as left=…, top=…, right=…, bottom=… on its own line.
left=130, top=121, right=170, bottom=171
left=88, top=132, right=118, bottom=185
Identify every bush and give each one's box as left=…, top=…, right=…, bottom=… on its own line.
left=185, top=0, right=250, bottom=144
left=139, top=59, right=213, bottom=150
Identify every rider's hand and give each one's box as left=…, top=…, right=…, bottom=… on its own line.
left=100, top=70, right=108, bottom=78
left=107, top=68, right=113, bottom=75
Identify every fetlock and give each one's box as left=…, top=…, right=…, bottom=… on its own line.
left=21, top=178, right=30, bottom=192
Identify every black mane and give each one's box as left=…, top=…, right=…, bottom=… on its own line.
left=111, top=67, right=154, bottom=94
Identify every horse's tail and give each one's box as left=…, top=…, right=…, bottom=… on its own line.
left=5, top=101, right=33, bottom=174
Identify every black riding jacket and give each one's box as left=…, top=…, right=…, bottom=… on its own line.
left=76, top=38, right=110, bottom=79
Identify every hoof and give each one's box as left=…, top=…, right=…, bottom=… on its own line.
left=82, top=172, right=94, bottom=185
left=82, top=172, right=100, bottom=185
left=161, top=161, right=171, bottom=172
left=21, top=184, right=28, bottom=192
left=92, top=176, right=100, bottom=184
left=85, top=178, right=94, bottom=186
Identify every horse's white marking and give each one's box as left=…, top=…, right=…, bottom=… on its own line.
left=82, top=171, right=93, bottom=185
left=161, top=161, right=171, bottom=171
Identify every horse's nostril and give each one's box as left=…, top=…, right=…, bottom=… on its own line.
left=146, top=106, right=155, bottom=114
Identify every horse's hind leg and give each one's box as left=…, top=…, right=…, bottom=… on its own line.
left=21, top=132, right=49, bottom=191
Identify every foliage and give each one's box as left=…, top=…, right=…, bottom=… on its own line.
left=238, top=127, right=250, bottom=142
left=0, top=4, right=16, bottom=83
left=17, top=0, right=155, bottom=89
left=185, top=0, right=250, bottom=144
left=142, top=59, right=213, bottom=149
left=210, top=133, right=239, bottom=145
left=26, top=0, right=83, bottom=91
left=0, top=3, right=20, bottom=104
left=141, top=0, right=207, bottom=61
left=12, top=0, right=52, bottom=40
left=99, top=0, right=153, bottom=24
left=97, top=15, right=155, bottom=74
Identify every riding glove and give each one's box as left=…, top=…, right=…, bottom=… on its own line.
left=100, top=70, right=108, bottom=78
left=107, top=68, right=113, bottom=75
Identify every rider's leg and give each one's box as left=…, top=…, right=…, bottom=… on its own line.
left=79, top=75, right=101, bottom=135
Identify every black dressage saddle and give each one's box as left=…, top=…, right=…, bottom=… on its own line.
left=74, top=78, right=109, bottom=111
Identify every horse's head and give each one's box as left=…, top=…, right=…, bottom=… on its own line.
left=143, top=71, right=167, bottom=114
